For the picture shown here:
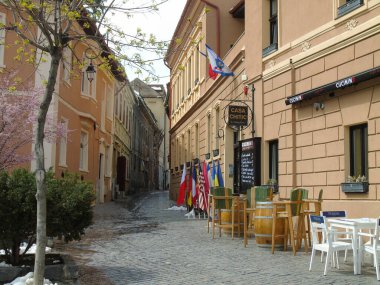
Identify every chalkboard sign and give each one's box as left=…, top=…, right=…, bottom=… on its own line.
left=239, top=138, right=261, bottom=194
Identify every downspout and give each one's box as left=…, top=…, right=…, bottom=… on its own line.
left=200, top=0, right=220, bottom=54
left=290, top=59, right=296, bottom=188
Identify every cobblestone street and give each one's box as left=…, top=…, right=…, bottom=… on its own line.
left=58, top=191, right=379, bottom=285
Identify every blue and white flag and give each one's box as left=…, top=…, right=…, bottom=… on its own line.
left=205, top=44, right=234, bottom=77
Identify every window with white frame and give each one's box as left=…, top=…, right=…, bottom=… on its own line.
left=105, top=145, right=111, bottom=177
left=81, top=58, right=96, bottom=98
left=0, top=13, right=5, bottom=67
left=59, top=119, right=68, bottom=166
left=195, top=45, right=200, bottom=85
left=101, top=99, right=106, bottom=131
left=207, top=113, right=211, bottom=155
left=214, top=106, right=220, bottom=151
left=195, top=123, right=199, bottom=158
left=115, top=93, right=119, bottom=118
left=187, top=58, right=192, bottom=96
left=79, top=131, right=89, bottom=171
left=187, top=129, right=191, bottom=161
left=63, top=47, right=72, bottom=83
left=106, top=85, right=112, bottom=119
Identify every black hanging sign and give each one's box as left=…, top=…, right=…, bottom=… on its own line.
left=228, top=105, right=248, bottom=127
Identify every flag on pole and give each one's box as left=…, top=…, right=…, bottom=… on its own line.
left=212, top=160, right=219, bottom=187
left=192, top=163, right=199, bottom=206
left=187, top=163, right=193, bottom=207
left=207, top=162, right=212, bottom=189
left=209, top=64, right=217, bottom=80
left=198, top=161, right=208, bottom=212
left=177, top=163, right=187, bottom=205
left=206, top=44, right=234, bottom=77
left=203, top=161, right=210, bottom=195
left=217, top=160, right=224, bottom=187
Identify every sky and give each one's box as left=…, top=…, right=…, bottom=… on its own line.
left=117, top=0, right=187, bottom=85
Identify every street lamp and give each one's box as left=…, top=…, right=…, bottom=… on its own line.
left=86, top=60, right=96, bottom=83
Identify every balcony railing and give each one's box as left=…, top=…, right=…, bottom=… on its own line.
left=337, top=0, right=363, bottom=17
left=262, top=43, right=278, bottom=58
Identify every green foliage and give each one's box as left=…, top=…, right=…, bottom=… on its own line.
left=0, top=169, right=95, bottom=265
left=46, top=171, right=95, bottom=242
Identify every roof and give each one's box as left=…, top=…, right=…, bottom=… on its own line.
left=131, top=78, right=165, bottom=99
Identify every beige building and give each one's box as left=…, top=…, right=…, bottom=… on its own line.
left=165, top=0, right=380, bottom=217
left=131, top=79, right=169, bottom=190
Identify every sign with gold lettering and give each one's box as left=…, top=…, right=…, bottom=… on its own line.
left=228, top=105, right=248, bottom=127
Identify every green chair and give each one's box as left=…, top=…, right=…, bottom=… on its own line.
left=211, top=187, right=234, bottom=239
left=243, top=186, right=273, bottom=247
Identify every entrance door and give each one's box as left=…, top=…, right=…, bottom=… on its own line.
left=97, top=153, right=105, bottom=203
left=233, top=130, right=240, bottom=194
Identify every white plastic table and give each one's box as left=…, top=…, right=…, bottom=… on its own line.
left=328, top=218, right=377, bottom=275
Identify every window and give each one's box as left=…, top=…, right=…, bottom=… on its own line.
left=59, top=119, right=68, bottom=166
left=0, top=13, right=5, bottom=67
left=79, top=131, right=89, bottom=171
left=195, top=46, right=200, bottom=85
left=115, top=93, right=119, bottom=118
left=187, top=129, right=191, bottom=161
left=214, top=107, right=220, bottom=151
left=195, top=123, right=199, bottom=158
left=187, top=58, right=192, bottom=95
left=263, top=0, right=278, bottom=57
left=105, top=145, right=111, bottom=177
left=63, top=47, right=72, bottom=83
left=207, top=113, right=211, bottom=154
left=101, top=99, right=105, bottom=131
left=106, top=85, right=112, bottom=119
left=81, top=58, right=96, bottom=98
left=269, top=140, right=279, bottom=183
left=349, top=124, right=368, bottom=178
left=337, top=0, right=363, bottom=17
left=269, top=0, right=278, bottom=45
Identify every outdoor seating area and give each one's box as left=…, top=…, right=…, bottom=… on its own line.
left=206, top=186, right=380, bottom=281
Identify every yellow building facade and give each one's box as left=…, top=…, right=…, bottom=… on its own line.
left=166, top=0, right=380, bottom=216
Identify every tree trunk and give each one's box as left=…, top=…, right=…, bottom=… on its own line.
left=34, top=49, right=62, bottom=285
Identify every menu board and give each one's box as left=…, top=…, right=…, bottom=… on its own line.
left=239, top=138, right=261, bottom=194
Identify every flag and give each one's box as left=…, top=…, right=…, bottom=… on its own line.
left=187, top=164, right=193, bottom=207
left=212, top=160, right=219, bottom=187
left=217, top=160, right=224, bottom=187
left=202, top=161, right=210, bottom=213
left=206, top=44, right=234, bottom=77
left=207, top=162, right=212, bottom=189
left=198, top=161, right=208, bottom=212
left=177, top=163, right=186, bottom=205
left=208, top=64, right=217, bottom=80
left=192, top=163, right=199, bottom=205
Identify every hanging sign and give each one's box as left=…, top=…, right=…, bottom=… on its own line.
left=228, top=105, right=248, bottom=127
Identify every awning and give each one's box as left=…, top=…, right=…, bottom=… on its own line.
left=285, top=66, right=380, bottom=105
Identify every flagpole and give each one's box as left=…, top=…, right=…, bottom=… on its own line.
left=251, top=84, right=255, bottom=138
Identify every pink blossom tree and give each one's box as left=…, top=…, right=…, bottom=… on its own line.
left=0, top=73, right=65, bottom=171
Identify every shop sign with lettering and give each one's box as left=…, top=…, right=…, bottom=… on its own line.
left=228, top=105, right=248, bottom=127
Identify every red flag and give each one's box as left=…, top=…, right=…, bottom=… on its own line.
left=209, top=64, right=217, bottom=80
left=177, top=164, right=187, bottom=205
left=198, top=161, right=208, bottom=212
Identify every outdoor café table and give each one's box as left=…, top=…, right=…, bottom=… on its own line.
left=328, top=217, right=377, bottom=275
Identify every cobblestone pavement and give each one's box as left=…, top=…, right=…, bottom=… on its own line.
left=57, top=191, right=379, bottom=285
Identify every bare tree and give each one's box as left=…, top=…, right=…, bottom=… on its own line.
left=0, top=0, right=169, bottom=283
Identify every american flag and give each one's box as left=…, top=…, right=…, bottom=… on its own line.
left=198, top=162, right=208, bottom=212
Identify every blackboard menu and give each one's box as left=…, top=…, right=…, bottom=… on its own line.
left=239, top=138, right=261, bottom=194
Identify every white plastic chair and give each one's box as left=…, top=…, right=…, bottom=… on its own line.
left=358, top=218, right=380, bottom=281
left=309, top=215, right=353, bottom=276
left=321, top=210, right=353, bottom=262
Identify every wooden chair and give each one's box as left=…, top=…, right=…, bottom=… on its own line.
left=243, top=186, right=273, bottom=247
left=211, top=187, right=234, bottom=239
left=272, top=188, right=308, bottom=255
left=303, top=189, right=323, bottom=246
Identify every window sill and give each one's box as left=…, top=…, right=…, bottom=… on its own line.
left=79, top=168, right=89, bottom=173
left=58, top=163, right=68, bottom=168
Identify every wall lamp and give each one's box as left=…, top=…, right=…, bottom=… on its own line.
left=313, top=102, right=325, bottom=111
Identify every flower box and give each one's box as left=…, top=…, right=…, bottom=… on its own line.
left=341, top=182, right=369, bottom=193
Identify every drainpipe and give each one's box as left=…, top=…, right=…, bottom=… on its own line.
left=200, top=0, right=220, bottom=55
left=290, top=58, right=296, bottom=188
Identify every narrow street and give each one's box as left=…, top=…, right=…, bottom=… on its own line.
left=57, top=192, right=378, bottom=285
